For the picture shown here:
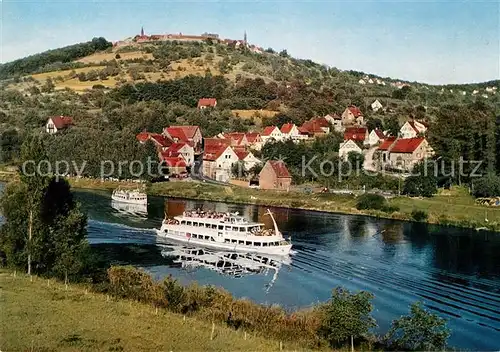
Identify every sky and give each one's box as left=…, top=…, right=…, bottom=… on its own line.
left=1, top=0, right=499, bottom=84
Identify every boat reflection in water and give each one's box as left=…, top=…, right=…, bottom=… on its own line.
left=159, top=238, right=292, bottom=292
left=111, top=200, right=148, bottom=219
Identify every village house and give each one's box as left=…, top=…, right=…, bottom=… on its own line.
left=259, top=160, right=292, bottom=191
left=235, top=150, right=261, bottom=171
left=280, top=123, right=305, bottom=142
left=160, top=156, right=187, bottom=175
left=399, top=120, right=427, bottom=139
left=222, top=132, right=248, bottom=147
left=245, top=132, right=263, bottom=150
left=197, top=98, right=217, bottom=109
left=338, top=139, right=363, bottom=161
left=383, top=137, right=434, bottom=171
left=374, top=137, right=397, bottom=167
left=163, top=125, right=203, bottom=151
left=261, top=126, right=283, bottom=143
left=344, top=127, right=369, bottom=145
left=161, top=143, right=195, bottom=166
left=324, top=113, right=343, bottom=132
left=202, top=145, right=239, bottom=182
left=341, top=106, right=364, bottom=126
left=299, top=117, right=330, bottom=138
left=45, top=116, right=73, bottom=134
left=371, top=99, right=383, bottom=112
left=367, top=129, right=385, bottom=146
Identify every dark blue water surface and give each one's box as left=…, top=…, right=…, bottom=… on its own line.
left=3, top=182, right=500, bottom=350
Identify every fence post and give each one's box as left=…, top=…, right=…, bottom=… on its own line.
left=210, top=322, right=215, bottom=340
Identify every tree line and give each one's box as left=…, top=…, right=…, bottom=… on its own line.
left=0, top=37, right=112, bottom=79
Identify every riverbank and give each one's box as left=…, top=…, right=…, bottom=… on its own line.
left=68, top=177, right=500, bottom=232
left=0, top=270, right=308, bottom=351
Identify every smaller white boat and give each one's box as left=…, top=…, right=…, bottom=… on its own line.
left=111, top=187, right=147, bottom=206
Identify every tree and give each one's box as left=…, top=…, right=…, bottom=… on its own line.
left=318, top=287, right=377, bottom=348
left=403, top=162, right=437, bottom=197
left=385, top=302, right=450, bottom=351
left=41, top=78, right=55, bottom=93
left=385, top=116, right=400, bottom=137
left=0, top=135, right=89, bottom=281
left=231, top=161, right=248, bottom=178
left=472, top=173, right=500, bottom=198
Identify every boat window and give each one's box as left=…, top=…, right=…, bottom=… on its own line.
left=231, top=239, right=237, bottom=244
left=205, top=223, right=211, bottom=228
left=210, top=237, right=215, bottom=242
left=224, top=239, right=230, bottom=243
left=211, top=224, right=217, bottom=229
left=204, top=236, right=210, bottom=240
left=263, top=242, right=268, bottom=247
left=187, top=221, right=192, bottom=226
left=232, top=227, right=239, bottom=232
left=240, top=227, right=246, bottom=232
left=181, top=221, right=186, bottom=225
left=193, top=222, right=198, bottom=227
left=225, top=226, right=231, bottom=231
left=255, top=242, right=261, bottom=246
left=246, top=241, right=252, bottom=246
left=238, top=240, right=244, bottom=245
left=218, top=225, right=224, bottom=230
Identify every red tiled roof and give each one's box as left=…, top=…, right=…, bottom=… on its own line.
left=245, top=132, right=261, bottom=143
left=347, top=105, right=362, bottom=117
left=149, top=133, right=171, bottom=147
left=389, top=138, right=425, bottom=153
left=165, top=127, right=189, bottom=142
left=378, top=137, right=397, bottom=151
left=267, top=160, right=291, bottom=178
left=224, top=132, right=245, bottom=144
left=167, top=142, right=189, bottom=154
left=373, top=129, right=385, bottom=139
left=50, top=116, right=73, bottom=129
left=280, top=123, right=295, bottom=134
left=203, top=145, right=229, bottom=161
left=197, top=98, right=217, bottom=108
left=169, top=125, right=199, bottom=139
left=312, top=117, right=330, bottom=128
left=300, top=121, right=325, bottom=134
left=136, top=132, right=150, bottom=143
left=262, top=126, right=278, bottom=136
left=235, top=150, right=249, bottom=161
left=344, top=127, right=367, bottom=142
left=204, top=138, right=231, bottom=148
left=160, top=156, right=187, bottom=167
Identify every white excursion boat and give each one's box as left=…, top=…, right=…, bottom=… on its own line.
left=111, top=187, right=147, bottom=206
left=111, top=200, right=148, bottom=218
left=156, top=209, right=292, bottom=255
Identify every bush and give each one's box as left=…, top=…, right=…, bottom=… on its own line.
left=318, top=287, right=376, bottom=348
left=411, top=210, right=428, bottom=222
left=384, top=302, right=450, bottom=351
left=356, top=193, right=386, bottom=210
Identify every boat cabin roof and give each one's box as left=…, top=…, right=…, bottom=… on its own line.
left=175, top=214, right=263, bottom=226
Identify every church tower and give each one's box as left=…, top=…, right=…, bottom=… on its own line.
left=243, top=30, right=247, bottom=46
left=141, top=26, right=144, bottom=36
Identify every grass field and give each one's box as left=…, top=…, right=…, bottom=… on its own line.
left=0, top=270, right=303, bottom=351
left=30, top=66, right=107, bottom=82
left=76, top=51, right=154, bottom=64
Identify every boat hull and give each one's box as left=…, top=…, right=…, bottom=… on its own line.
left=156, top=229, right=292, bottom=256
left=111, top=195, right=147, bottom=206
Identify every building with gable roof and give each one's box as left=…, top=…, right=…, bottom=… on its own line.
left=339, top=139, right=363, bottom=161
left=197, top=98, right=217, bottom=109
left=202, top=144, right=239, bottom=182
left=46, top=116, right=74, bottom=134
left=377, top=137, right=434, bottom=171
left=399, top=120, right=428, bottom=139
left=341, top=105, right=364, bottom=126
left=259, top=160, right=292, bottom=191
left=261, top=126, right=283, bottom=143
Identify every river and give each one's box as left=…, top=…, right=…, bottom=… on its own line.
left=2, top=184, right=500, bottom=350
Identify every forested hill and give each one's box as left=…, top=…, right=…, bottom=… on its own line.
left=1, top=35, right=498, bottom=99
left=0, top=37, right=112, bottom=79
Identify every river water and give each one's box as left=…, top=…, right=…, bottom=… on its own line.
left=2, top=183, right=499, bottom=350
